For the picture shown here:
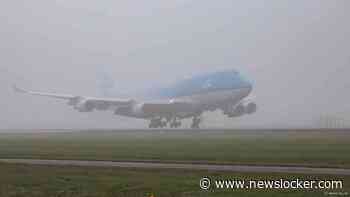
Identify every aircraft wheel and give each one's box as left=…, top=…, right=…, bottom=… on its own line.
left=175, top=121, right=181, bottom=128
left=191, top=117, right=201, bottom=129
left=159, top=121, right=166, bottom=128
left=170, top=122, right=176, bottom=128
left=148, top=122, right=155, bottom=128
left=149, top=118, right=162, bottom=128
left=170, top=121, right=181, bottom=128
left=191, top=123, right=199, bottom=129
left=169, top=117, right=181, bottom=128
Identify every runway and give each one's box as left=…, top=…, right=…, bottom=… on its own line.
left=1, top=159, right=350, bottom=175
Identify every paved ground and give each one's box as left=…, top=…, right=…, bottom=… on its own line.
left=1, top=159, right=350, bottom=175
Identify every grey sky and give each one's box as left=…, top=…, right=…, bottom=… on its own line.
left=1, top=0, right=349, bottom=129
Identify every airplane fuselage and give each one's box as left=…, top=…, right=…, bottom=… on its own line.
left=114, top=70, right=255, bottom=123
left=15, top=69, right=256, bottom=129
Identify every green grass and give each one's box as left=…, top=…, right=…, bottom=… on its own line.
left=0, top=163, right=348, bottom=197
left=0, top=130, right=349, bottom=168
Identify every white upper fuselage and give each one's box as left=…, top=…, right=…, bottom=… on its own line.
left=114, top=70, right=254, bottom=119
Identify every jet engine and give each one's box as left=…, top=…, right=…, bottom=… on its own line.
left=114, top=103, right=146, bottom=118
left=95, top=103, right=110, bottom=110
left=226, top=104, right=244, bottom=117
left=74, top=99, right=94, bottom=112
left=244, top=102, right=257, bottom=114
left=224, top=102, right=257, bottom=117
left=132, top=103, right=145, bottom=117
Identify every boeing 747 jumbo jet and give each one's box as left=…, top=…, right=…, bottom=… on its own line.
left=13, top=70, right=257, bottom=129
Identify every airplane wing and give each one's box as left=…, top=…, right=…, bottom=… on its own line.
left=13, top=85, right=198, bottom=118
left=13, top=85, right=77, bottom=99
left=13, top=85, right=135, bottom=111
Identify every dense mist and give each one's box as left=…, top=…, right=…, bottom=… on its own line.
left=1, top=0, right=349, bottom=129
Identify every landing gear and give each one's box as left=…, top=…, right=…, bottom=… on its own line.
left=148, top=118, right=167, bottom=128
left=191, top=116, right=201, bottom=129
left=148, top=115, right=202, bottom=129
left=148, top=117, right=182, bottom=129
left=169, top=118, right=181, bottom=128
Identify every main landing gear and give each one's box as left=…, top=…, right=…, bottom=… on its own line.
left=169, top=118, right=181, bottom=128
left=148, top=118, right=167, bottom=128
left=190, top=116, right=201, bottom=129
left=148, top=117, right=182, bottom=128
left=148, top=116, right=201, bottom=129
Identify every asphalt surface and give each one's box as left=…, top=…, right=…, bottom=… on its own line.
left=1, top=159, right=350, bottom=175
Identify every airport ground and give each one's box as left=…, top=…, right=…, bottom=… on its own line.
left=0, top=129, right=349, bottom=168
left=0, top=129, right=349, bottom=196
left=0, top=163, right=349, bottom=197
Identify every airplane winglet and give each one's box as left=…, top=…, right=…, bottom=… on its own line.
left=12, top=85, right=27, bottom=93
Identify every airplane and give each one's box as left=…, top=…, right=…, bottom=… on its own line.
left=13, top=69, right=257, bottom=129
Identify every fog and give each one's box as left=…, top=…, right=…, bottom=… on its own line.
left=1, top=0, right=349, bottom=129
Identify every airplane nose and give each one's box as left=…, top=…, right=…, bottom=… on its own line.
left=243, top=82, right=253, bottom=96
left=238, top=74, right=253, bottom=95
left=246, top=84, right=252, bottom=96
left=248, top=83, right=252, bottom=93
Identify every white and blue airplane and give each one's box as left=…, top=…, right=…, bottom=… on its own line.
left=13, top=70, right=257, bottom=129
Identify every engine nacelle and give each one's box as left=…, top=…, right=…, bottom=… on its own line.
left=67, top=97, right=81, bottom=106
left=95, top=103, right=110, bottom=111
left=244, top=102, right=257, bottom=114
left=227, top=104, right=245, bottom=117
left=74, top=100, right=94, bottom=112
left=224, top=102, right=257, bottom=117
left=114, top=103, right=146, bottom=118
left=132, top=103, right=145, bottom=116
